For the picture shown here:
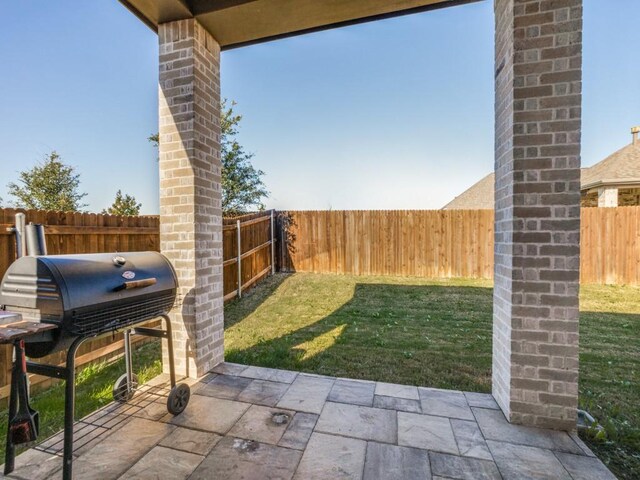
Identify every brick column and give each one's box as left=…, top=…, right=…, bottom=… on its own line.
left=493, top=0, right=582, bottom=430
left=158, top=19, right=224, bottom=378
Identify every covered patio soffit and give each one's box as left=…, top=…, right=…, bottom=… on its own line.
left=120, top=0, right=479, bottom=49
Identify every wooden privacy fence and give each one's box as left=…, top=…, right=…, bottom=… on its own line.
left=279, top=210, right=495, bottom=278
left=222, top=211, right=276, bottom=301
left=0, top=208, right=159, bottom=275
left=580, top=206, right=640, bottom=285
left=0, top=205, right=637, bottom=400
left=278, top=208, right=640, bottom=285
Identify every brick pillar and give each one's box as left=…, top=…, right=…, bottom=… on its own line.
left=158, top=19, right=224, bottom=378
left=493, top=0, right=582, bottom=430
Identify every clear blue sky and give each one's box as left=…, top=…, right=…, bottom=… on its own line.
left=0, top=0, right=638, bottom=213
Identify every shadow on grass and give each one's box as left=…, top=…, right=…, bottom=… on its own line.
left=225, top=281, right=494, bottom=392
left=224, top=273, right=290, bottom=330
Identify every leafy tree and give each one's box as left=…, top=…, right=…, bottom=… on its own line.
left=148, top=133, right=159, bottom=148
left=149, top=99, right=268, bottom=216
left=103, top=190, right=142, bottom=216
left=7, top=151, right=88, bottom=212
left=220, top=100, right=268, bottom=215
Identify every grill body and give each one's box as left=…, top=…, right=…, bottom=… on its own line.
left=0, top=252, right=177, bottom=357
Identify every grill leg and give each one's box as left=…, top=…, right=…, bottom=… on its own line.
left=3, top=342, right=20, bottom=475
left=62, top=336, right=85, bottom=480
left=161, top=315, right=176, bottom=388
left=124, top=330, right=133, bottom=394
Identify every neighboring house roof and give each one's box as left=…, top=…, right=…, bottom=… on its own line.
left=442, top=173, right=495, bottom=210
left=581, top=141, right=640, bottom=190
left=443, top=129, right=640, bottom=209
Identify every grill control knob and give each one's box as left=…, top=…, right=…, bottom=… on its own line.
left=113, top=255, right=126, bottom=266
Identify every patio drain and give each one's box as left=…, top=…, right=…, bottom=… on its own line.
left=233, top=438, right=259, bottom=453
left=271, top=412, right=291, bottom=425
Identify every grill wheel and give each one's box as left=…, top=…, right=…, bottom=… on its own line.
left=167, top=383, right=190, bottom=415
left=112, top=373, right=139, bottom=403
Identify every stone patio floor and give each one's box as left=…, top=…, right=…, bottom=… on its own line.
left=4, top=362, right=616, bottom=480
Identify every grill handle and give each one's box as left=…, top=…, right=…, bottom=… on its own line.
left=114, top=278, right=157, bottom=292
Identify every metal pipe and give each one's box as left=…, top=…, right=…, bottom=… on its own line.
left=14, top=213, right=26, bottom=258
left=161, top=315, right=176, bottom=388
left=3, top=343, right=20, bottom=475
left=124, top=330, right=133, bottom=395
left=270, top=210, right=276, bottom=275
left=280, top=216, right=286, bottom=272
left=26, top=362, right=67, bottom=379
left=62, top=336, right=87, bottom=480
left=25, top=223, right=47, bottom=256
left=237, top=219, right=242, bottom=298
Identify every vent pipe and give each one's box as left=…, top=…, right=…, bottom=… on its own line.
left=13, top=213, right=27, bottom=258
left=25, top=223, right=47, bottom=256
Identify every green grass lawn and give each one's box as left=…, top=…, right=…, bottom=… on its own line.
left=0, top=340, right=162, bottom=462
left=225, top=273, right=640, bottom=480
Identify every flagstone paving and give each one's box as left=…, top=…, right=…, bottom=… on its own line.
left=3, top=362, right=616, bottom=480
left=328, top=378, right=376, bottom=407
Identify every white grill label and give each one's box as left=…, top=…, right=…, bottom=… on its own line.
left=122, top=271, right=136, bottom=280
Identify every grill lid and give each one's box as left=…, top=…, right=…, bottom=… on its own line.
left=0, top=252, right=178, bottom=339
left=1, top=252, right=176, bottom=311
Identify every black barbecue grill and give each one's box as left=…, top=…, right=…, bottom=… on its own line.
left=1, top=251, right=190, bottom=480
left=1, top=252, right=178, bottom=355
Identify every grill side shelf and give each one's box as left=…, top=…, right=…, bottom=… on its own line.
left=0, top=319, right=57, bottom=344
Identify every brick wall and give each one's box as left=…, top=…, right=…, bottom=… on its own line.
left=158, top=19, right=224, bottom=378
left=492, top=0, right=516, bottom=419
left=493, top=0, right=582, bottom=430
left=619, top=187, right=640, bottom=206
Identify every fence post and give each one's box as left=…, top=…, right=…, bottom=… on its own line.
left=236, top=219, right=242, bottom=299
left=270, top=210, right=276, bottom=275
left=280, top=213, right=286, bottom=272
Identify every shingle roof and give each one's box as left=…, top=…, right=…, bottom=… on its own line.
left=581, top=142, right=640, bottom=189
left=443, top=137, right=640, bottom=209
left=442, top=173, right=495, bottom=210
